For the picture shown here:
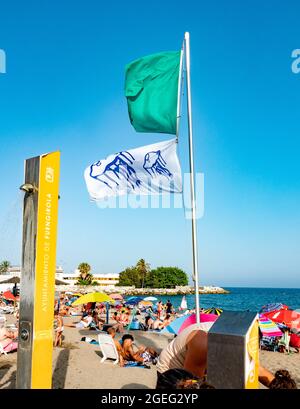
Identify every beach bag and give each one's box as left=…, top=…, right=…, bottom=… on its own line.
left=139, top=322, right=147, bottom=331
left=130, top=319, right=140, bottom=330
left=289, top=333, right=300, bottom=348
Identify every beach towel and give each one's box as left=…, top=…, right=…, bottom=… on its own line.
left=3, top=341, right=18, bottom=353
left=289, top=333, right=300, bottom=348
left=81, top=336, right=99, bottom=345
left=124, top=361, right=150, bottom=369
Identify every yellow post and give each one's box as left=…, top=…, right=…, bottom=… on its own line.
left=31, top=151, right=60, bottom=388
left=245, top=319, right=259, bottom=389
left=16, top=151, right=60, bottom=389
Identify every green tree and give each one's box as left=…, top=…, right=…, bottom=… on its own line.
left=0, top=260, right=11, bottom=274
left=117, top=267, right=141, bottom=287
left=144, top=267, right=188, bottom=288
left=76, top=262, right=93, bottom=285
left=136, top=259, right=150, bottom=288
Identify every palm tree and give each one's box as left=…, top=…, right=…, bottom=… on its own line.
left=0, top=260, right=11, bottom=275
left=136, top=259, right=150, bottom=288
left=76, top=262, right=93, bottom=285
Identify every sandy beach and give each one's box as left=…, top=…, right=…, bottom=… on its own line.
left=0, top=315, right=299, bottom=389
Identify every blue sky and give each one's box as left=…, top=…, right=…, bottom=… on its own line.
left=0, top=0, right=299, bottom=287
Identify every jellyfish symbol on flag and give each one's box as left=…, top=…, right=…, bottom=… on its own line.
left=143, top=150, right=172, bottom=179
left=89, top=151, right=142, bottom=190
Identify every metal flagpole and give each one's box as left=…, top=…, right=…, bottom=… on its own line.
left=184, top=31, right=201, bottom=324
left=176, top=41, right=185, bottom=141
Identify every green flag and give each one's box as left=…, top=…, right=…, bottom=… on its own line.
left=125, top=51, right=181, bottom=135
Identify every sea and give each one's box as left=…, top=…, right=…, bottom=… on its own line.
left=154, top=288, right=300, bottom=312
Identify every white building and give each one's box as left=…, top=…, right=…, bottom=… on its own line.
left=5, top=265, right=64, bottom=276
left=0, top=266, right=66, bottom=292
left=0, top=266, right=119, bottom=290
left=59, top=269, right=119, bottom=288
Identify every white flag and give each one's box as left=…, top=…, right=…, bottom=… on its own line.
left=84, top=138, right=182, bottom=201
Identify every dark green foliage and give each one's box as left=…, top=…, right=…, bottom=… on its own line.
left=117, top=260, right=188, bottom=289
left=145, top=267, right=188, bottom=288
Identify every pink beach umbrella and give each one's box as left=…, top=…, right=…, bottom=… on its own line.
left=162, top=313, right=219, bottom=335
left=109, top=293, right=124, bottom=300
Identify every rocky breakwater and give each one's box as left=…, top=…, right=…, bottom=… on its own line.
left=121, top=286, right=230, bottom=296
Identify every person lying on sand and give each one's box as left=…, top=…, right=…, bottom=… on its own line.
left=156, top=323, right=297, bottom=389
left=64, top=311, right=94, bottom=329
left=0, top=327, right=18, bottom=351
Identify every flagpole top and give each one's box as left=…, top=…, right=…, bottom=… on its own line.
left=184, top=32, right=190, bottom=40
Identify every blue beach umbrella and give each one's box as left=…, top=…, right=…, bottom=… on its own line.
left=260, top=303, right=288, bottom=314
left=125, top=296, right=143, bottom=305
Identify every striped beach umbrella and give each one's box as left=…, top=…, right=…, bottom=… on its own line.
left=260, top=303, right=288, bottom=314
left=109, top=293, right=124, bottom=300
left=202, top=307, right=223, bottom=316
left=162, top=313, right=219, bottom=335
left=258, top=314, right=282, bottom=337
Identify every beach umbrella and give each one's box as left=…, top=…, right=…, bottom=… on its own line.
left=264, top=309, right=300, bottom=332
left=202, top=307, right=223, bottom=316
left=144, top=296, right=158, bottom=301
left=139, top=300, right=153, bottom=306
left=109, top=293, right=124, bottom=300
left=113, top=299, right=122, bottom=304
left=162, top=313, right=219, bottom=335
left=72, top=292, right=114, bottom=306
left=125, top=296, right=144, bottom=305
left=2, top=291, right=16, bottom=301
left=258, top=314, right=282, bottom=337
left=55, top=278, right=69, bottom=285
left=260, top=303, right=288, bottom=314
left=0, top=276, right=20, bottom=284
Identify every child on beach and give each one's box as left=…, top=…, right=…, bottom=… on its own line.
left=53, top=312, right=64, bottom=347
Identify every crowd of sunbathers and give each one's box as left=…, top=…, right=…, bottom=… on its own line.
left=54, top=293, right=190, bottom=337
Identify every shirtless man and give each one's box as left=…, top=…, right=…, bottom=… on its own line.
left=156, top=322, right=285, bottom=388
left=120, top=334, right=145, bottom=363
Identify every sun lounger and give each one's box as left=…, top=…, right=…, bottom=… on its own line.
left=0, top=306, right=14, bottom=314
left=0, top=343, right=8, bottom=356
left=97, top=333, right=119, bottom=365
left=0, top=316, right=6, bottom=325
